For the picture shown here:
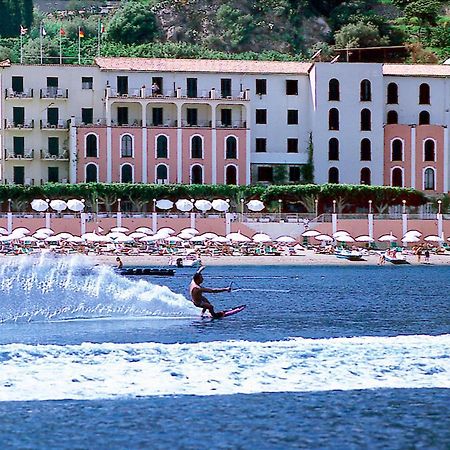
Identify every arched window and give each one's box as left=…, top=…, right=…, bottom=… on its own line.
left=86, top=163, right=97, bottom=182
left=121, top=135, right=133, bottom=158
left=328, top=138, right=339, bottom=160
left=329, top=108, right=339, bottom=130
left=156, top=164, right=168, bottom=181
left=121, top=164, right=133, bottom=183
left=328, top=167, right=339, bottom=184
left=156, top=135, right=168, bottom=158
left=191, top=164, right=203, bottom=184
left=391, top=139, right=403, bottom=161
left=328, top=79, right=340, bottom=101
left=424, top=168, right=435, bottom=190
left=226, top=136, right=237, bottom=159
left=360, top=139, right=371, bottom=161
left=387, top=82, right=398, bottom=104
left=387, top=110, right=398, bottom=124
left=361, top=109, right=371, bottom=131
left=424, top=139, right=435, bottom=161
left=225, top=165, right=237, bottom=185
left=360, top=167, right=371, bottom=185
left=191, top=136, right=203, bottom=159
left=419, top=111, right=430, bottom=125
left=86, top=134, right=98, bottom=157
left=392, top=167, right=403, bottom=187
left=419, top=83, right=430, bottom=104
left=360, top=79, right=371, bottom=101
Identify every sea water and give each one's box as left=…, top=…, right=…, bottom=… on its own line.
left=0, top=256, right=449, bottom=449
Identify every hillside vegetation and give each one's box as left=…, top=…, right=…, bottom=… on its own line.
left=0, top=0, right=449, bottom=64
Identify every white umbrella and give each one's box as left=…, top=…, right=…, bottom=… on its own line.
left=246, top=200, right=265, bottom=212
left=33, top=232, right=50, bottom=240
left=180, top=227, right=199, bottom=235
left=31, top=199, right=49, bottom=212
left=211, top=236, right=230, bottom=243
left=114, top=235, right=134, bottom=243
left=195, top=199, right=213, bottom=212
left=315, top=234, right=333, bottom=242
left=55, top=232, right=73, bottom=240
left=178, top=232, right=195, bottom=240
left=110, top=226, right=129, bottom=233
left=335, top=235, right=354, bottom=243
left=19, top=236, right=37, bottom=242
left=82, top=232, right=103, bottom=242
left=156, top=199, right=173, bottom=210
left=175, top=199, right=194, bottom=212
left=226, top=232, right=251, bottom=242
left=190, top=235, right=207, bottom=242
left=402, top=235, right=420, bottom=243
left=50, top=199, right=67, bottom=212
left=129, top=232, right=147, bottom=239
left=252, top=233, right=272, bottom=243
left=0, top=227, right=9, bottom=235
left=35, top=227, right=54, bottom=235
left=379, top=234, right=397, bottom=242
left=0, top=235, right=13, bottom=242
left=275, top=236, right=296, bottom=243
left=355, top=235, right=374, bottom=242
left=140, top=235, right=164, bottom=242
left=67, top=199, right=85, bottom=212
left=302, top=230, right=320, bottom=237
left=332, top=230, right=350, bottom=238
left=404, top=230, right=422, bottom=237
left=135, top=227, right=154, bottom=235
left=12, top=227, right=30, bottom=235
left=201, top=232, right=218, bottom=240
left=45, top=235, right=62, bottom=242
left=158, top=227, right=175, bottom=235
left=67, top=236, right=84, bottom=244
left=424, top=235, right=443, bottom=242
left=212, top=199, right=229, bottom=212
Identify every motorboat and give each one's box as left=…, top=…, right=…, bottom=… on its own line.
left=384, top=252, right=409, bottom=265
left=168, top=255, right=201, bottom=268
left=335, top=249, right=364, bottom=261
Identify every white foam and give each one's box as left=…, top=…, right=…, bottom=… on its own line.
left=0, top=334, right=449, bottom=401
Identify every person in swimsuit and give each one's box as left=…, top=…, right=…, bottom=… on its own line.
left=116, top=257, right=123, bottom=269
left=189, top=266, right=231, bottom=318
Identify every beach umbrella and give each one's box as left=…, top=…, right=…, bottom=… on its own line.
left=190, top=235, right=207, bottom=242
left=45, top=235, right=62, bottom=243
left=81, top=232, right=102, bottom=242
left=275, top=236, right=296, bottom=243
left=12, top=227, right=30, bottom=235
left=114, top=235, right=134, bottom=243
left=156, top=199, right=173, bottom=210
left=175, top=199, right=194, bottom=212
left=355, top=235, right=374, bottom=242
left=211, top=236, right=230, bottom=243
left=302, top=230, right=320, bottom=237
left=49, top=199, right=67, bottom=212
left=195, top=199, right=213, bottom=212
left=33, top=232, right=50, bottom=240
left=135, top=227, right=154, bottom=235
left=335, top=234, right=355, bottom=243
left=424, top=235, right=443, bottom=242
left=226, top=232, right=251, bottom=242
left=0, top=227, right=9, bottom=235
left=67, top=199, right=85, bottom=212
left=252, top=233, right=272, bottom=243
left=180, top=227, right=199, bottom=235
left=246, top=200, right=265, bottom=212
left=0, top=235, right=13, bottom=242
left=129, top=232, right=147, bottom=239
left=67, top=236, right=84, bottom=244
left=178, top=232, right=195, bottom=240
left=212, top=199, right=229, bottom=212
left=31, top=199, right=49, bottom=212
left=401, top=235, right=420, bottom=244
left=110, top=226, right=129, bottom=233
left=332, top=230, right=350, bottom=238
left=315, top=234, right=333, bottom=242
left=404, top=230, right=422, bottom=237
left=55, top=232, right=73, bottom=240
left=35, top=227, right=54, bottom=235
left=201, top=232, right=218, bottom=240
left=158, top=227, right=175, bottom=235
left=379, top=234, right=397, bottom=242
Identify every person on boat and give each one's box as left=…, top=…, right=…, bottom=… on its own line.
left=189, top=266, right=231, bottom=318
left=116, top=257, right=123, bottom=269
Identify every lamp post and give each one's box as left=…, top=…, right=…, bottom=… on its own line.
left=314, top=199, right=318, bottom=217
left=278, top=199, right=282, bottom=216
left=45, top=198, right=50, bottom=229
left=437, top=200, right=443, bottom=241
left=332, top=199, right=336, bottom=214
left=438, top=199, right=442, bottom=215
left=117, top=198, right=121, bottom=212
left=332, top=199, right=337, bottom=235
left=402, top=199, right=407, bottom=237
left=402, top=199, right=406, bottom=214
left=117, top=198, right=122, bottom=228
left=153, top=198, right=156, bottom=213
left=240, top=198, right=244, bottom=221
left=8, top=198, right=11, bottom=213
left=190, top=198, right=196, bottom=229
left=7, top=198, right=12, bottom=234
left=80, top=199, right=86, bottom=235
left=368, top=200, right=373, bottom=240
left=152, top=198, right=157, bottom=232
left=368, top=199, right=372, bottom=215
left=225, top=198, right=231, bottom=235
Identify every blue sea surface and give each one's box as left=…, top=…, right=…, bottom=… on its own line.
left=0, top=261, right=449, bottom=449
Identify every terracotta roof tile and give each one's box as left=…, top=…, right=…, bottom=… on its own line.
left=0, top=59, right=11, bottom=68
left=383, top=64, right=450, bottom=77
left=95, top=57, right=312, bottom=75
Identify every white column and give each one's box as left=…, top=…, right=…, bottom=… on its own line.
left=106, top=126, right=112, bottom=182
left=68, top=116, right=77, bottom=183
left=152, top=212, right=157, bottom=232
left=437, top=213, right=443, bottom=238
left=245, top=105, right=251, bottom=185
left=444, top=127, right=448, bottom=193
left=117, top=212, right=122, bottom=227
left=411, top=126, right=416, bottom=188
left=368, top=213, right=374, bottom=239
left=332, top=214, right=337, bottom=235
left=402, top=213, right=408, bottom=237
left=80, top=212, right=86, bottom=235
left=7, top=212, right=12, bottom=233
left=190, top=212, right=196, bottom=229
left=142, top=103, right=147, bottom=183
left=177, top=104, right=183, bottom=183
left=45, top=213, right=51, bottom=229
left=211, top=105, right=217, bottom=184
left=225, top=212, right=231, bottom=235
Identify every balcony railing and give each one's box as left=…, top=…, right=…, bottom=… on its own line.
left=216, top=120, right=247, bottom=128
left=147, top=120, right=178, bottom=127
left=75, top=118, right=106, bottom=126
left=4, top=149, right=34, bottom=160
left=40, top=149, right=69, bottom=160
left=180, top=120, right=211, bottom=128
left=40, top=120, right=69, bottom=130
left=4, top=119, right=34, bottom=129
left=110, top=119, right=143, bottom=127
left=40, top=87, right=68, bottom=99
left=5, top=88, right=33, bottom=99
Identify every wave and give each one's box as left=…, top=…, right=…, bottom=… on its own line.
left=0, top=255, right=196, bottom=323
left=0, top=334, right=449, bottom=401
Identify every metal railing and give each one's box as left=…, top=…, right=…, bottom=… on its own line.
left=4, top=119, right=34, bottom=129
left=108, top=88, right=250, bottom=101
left=40, top=120, right=69, bottom=130
left=5, top=88, right=33, bottom=99
left=4, top=149, right=34, bottom=159
left=40, top=149, right=69, bottom=160
left=215, top=120, right=247, bottom=128
left=40, top=88, right=68, bottom=99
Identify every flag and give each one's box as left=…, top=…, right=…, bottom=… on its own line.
left=79, top=28, right=85, bottom=38
left=60, top=27, right=66, bottom=36
left=100, top=23, right=105, bottom=34
left=20, top=25, right=28, bottom=36
left=41, top=26, right=47, bottom=36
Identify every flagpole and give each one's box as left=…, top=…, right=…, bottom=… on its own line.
left=59, top=23, right=62, bottom=64
left=20, top=33, right=23, bottom=64
left=40, top=23, right=43, bottom=64
left=78, top=26, right=81, bottom=64
left=97, top=19, right=100, bottom=57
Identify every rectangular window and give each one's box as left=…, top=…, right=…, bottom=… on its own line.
left=82, top=77, right=93, bottom=89
left=117, top=107, right=128, bottom=126
left=13, top=166, right=25, bottom=185
left=287, top=110, right=299, bottom=125
left=257, top=166, right=273, bottom=182
left=221, top=78, right=232, bottom=98
left=81, top=108, right=93, bottom=125
left=221, top=109, right=232, bottom=127
left=187, top=108, right=198, bottom=126
left=47, top=107, right=59, bottom=126
left=255, top=138, right=267, bottom=153
left=12, top=76, right=24, bottom=93
left=47, top=77, right=58, bottom=88
left=286, top=80, right=298, bottom=95
left=152, top=107, right=163, bottom=126
left=287, top=138, right=298, bottom=153
left=48, top=137, right=59, bottom=156
left=255, top=109, right=267, bottom=124
left=187, top=78, right=198, bottom=98
left=48, top=167, right=59, bottom=183
left=13, top=136, right=24, bottom=156
left=152, top=77, right=163, bottom=93
left=117, top=76, right=128, bottom=95
left=13, top=107, right=25, bottom=126
left=256, top=79, right=267, bottom=95
left=289, top=167, right=301, bottom=182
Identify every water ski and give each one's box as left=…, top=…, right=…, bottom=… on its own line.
left=216, top=304, right=246, bottom=319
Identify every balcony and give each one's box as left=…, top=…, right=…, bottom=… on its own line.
left=110, top=119, right=142, bottom=127
left=5, top=88, right=33, bottom=99
left=4, top=119, right=34, bottom=130
left=180, top=120, right=211, bottom=128
left=40, top=87, right=68, bottom=99
left=215, top=120, right=247, bottom=129
left=4, top=149, right=34, bottom=160
left=40, top=120, right=69, bottom=130
left=147, top=119, right=177, bottom=127
left=40, top=149, right=69, bottom=161
left=75, top=118, right=106, bottom=127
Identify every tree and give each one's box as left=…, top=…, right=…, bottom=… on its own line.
left=22, top=0, right=33, bottom=29
left=334, top=22, right=389, bottom=48
left=107, top=1, right=159, bottom=45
